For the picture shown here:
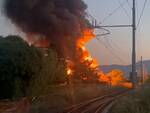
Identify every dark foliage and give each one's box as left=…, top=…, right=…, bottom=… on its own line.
left=0, top=35, right=67, bottom=99
left=0, top=36, right=42, bottom=99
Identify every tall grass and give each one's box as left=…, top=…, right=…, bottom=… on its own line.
left=111, top=86, right=150, bottom=113
left=30, top=84, right=123, bottom=113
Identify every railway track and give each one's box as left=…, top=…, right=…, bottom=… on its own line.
left=63, top=89, right=129, bottom=113
left=0, top=98, right=30, bottom=113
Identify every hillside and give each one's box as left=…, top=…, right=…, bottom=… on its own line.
left=100, top=60, right=150, bottom=78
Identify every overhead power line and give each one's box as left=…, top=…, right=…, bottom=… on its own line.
left=96, top=36, right=127, bottom=64
left=96, top=27, right=110, bottom=37
left=117, top=0, right=130, bottom=18
left=126, top=0, right=132, bottom=9
left=136, top=0, right=148, bottom=61
left=100, top=1, right=128, bottom=23
left=107, top=38, right=130, bottom=59
left=137, top=0, right=148, bottom=28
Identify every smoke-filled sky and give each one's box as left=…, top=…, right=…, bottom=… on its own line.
left=0, top=0, right=150, bottom=65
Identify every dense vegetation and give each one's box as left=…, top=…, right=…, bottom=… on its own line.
left=0, top=35, right=100, bottom=100
left=0, top=35, right=129, bottom=113
left=110, top=86, right=150, bottom=113
left=0, top=35, right=67, bottom=99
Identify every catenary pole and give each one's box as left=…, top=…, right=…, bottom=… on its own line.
left=131, top=0, right=137, bottom=88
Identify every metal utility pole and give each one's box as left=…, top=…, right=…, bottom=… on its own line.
left=92, top=0, right=138, bottom=88
left=130, top=0, right=137, bottom=88
left=140, top=56, right=144, bottom=84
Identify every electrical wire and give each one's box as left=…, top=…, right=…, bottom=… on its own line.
left=137, top=0, right=148, bottom=28
left=117, top=0, right=130, bottom=18
left=87, top=13, right=111, bottom=36
left=106, top=38, right=130, bottom=59
left=96, top=36, right=127, bottom=64
left=96, top=27, right=111, bottom=37
left=126, top=0, right=132, bottom=9
left=104, top=37, right=129, bottom=64
left=87, top=0, right=141, bottom=65
left=136, top=0, right=148, bottom=63
left=100, top=0, right=127, bottom=23
left=136, top=0, right=139, bottom=25
left=93, top=0, right=131, bottom=64
left=87, top=13, right=97, bottom=25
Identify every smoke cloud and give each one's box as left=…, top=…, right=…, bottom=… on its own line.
left=4, top=0, right=88, bottom=60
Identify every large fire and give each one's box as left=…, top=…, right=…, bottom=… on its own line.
left=67, top=29, right=132, bottom=88
left=77, top=29, right=99, bottom=68
left=4, top=0, right=132, bottom=88
left=67, top=68, right=73, bottom=75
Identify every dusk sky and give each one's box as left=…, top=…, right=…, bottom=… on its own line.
left=85, top=0, right=150, bottom=65
left=0, top=0, right=150, bottom=65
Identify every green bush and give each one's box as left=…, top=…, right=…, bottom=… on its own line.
left=0, top=35, right=67, bottom=99
left=0, top=35, right=42, bottom=99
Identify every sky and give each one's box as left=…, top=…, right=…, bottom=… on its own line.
left=84, top=0, right=150, bottom=65
left=0, top=0, right=150, bottom=65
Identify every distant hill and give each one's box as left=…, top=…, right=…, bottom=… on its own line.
left=100, top=60, right=150, bottom=78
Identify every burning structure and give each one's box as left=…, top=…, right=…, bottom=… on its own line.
left=4, top=0, right=132, bottom=88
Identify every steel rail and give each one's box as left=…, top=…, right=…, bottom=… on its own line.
left=63, top=89, right=129, bottom=113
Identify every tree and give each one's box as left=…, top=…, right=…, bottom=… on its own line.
left=28, top=49, right=67, bottom=97
left=0, top=35, right=42, bottom=99
left=0, top=35, right=67, bottom=99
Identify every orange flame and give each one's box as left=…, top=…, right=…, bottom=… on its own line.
left=67, top=28, right=132, bottom=88
left=97, top=69, right=132, bottom=88
left=26, top=29, right=132, bottom=88
left=67, top=68, right=73, bottom=75
left=77, top=29, right=99, bottom=68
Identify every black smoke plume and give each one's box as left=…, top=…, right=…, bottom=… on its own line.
left=4, top=0, right=88, bottom=60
